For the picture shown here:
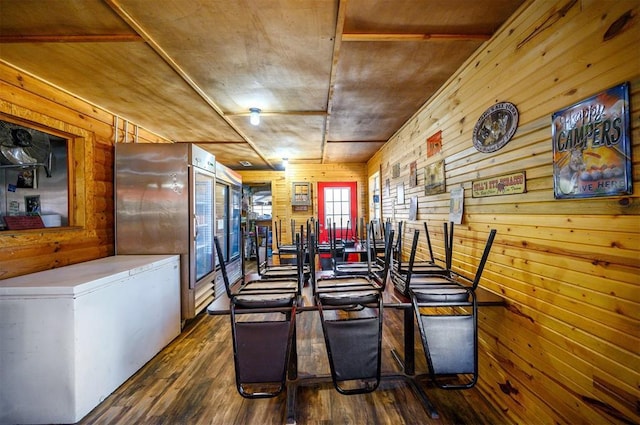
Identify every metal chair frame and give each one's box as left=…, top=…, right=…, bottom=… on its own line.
left=309, top=229, right=395, bottom=395
left=214, top=235, right=299, bottom=398
left=408, top=229, right=497, bottom=390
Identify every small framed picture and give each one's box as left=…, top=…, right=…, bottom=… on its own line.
left=17, top=169, right=37, bottom=189
left=409, top=196, right=418, bottom=220
left=425, top=160, right=446, bottom=195
left=427, top=130, right=442, bottom=157
left=25, top=195, right=41, bottom=215
left=392, top=163, right=401, bottom=178
left=449, top=186, right=464, bottom=225
left=396, top=182, right=405, bottom=205
left=409, top=161, right=417, bottom=187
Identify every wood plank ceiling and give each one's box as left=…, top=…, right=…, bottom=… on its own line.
left=0, top=0, right=524, bottom=170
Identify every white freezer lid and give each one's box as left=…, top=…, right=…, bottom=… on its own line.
left=0, top=254, right=179, bottom=298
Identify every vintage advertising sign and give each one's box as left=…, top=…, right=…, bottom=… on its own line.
left=473, top=102, right=519, bottom=153
left=472, top=171, right=526, bottom=198
left=409, top=161, right=417, bottom=187
left=392, top=163, right=401, bottom=178
left=449, top=186, right=464, bottom=225
left=552, top=82, right=632, bottom=199
left=424, top=160, right=446, bottom=195
left=426, top=130, right=442, bottom=157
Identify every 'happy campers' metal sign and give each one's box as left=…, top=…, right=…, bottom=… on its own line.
left=552, top=83, right=632, bottom=199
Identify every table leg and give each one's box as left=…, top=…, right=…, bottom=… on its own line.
left=286, top=382, right=297, bottom=424
left=288, top=323, right=298, bottom=380
left=403, top=306, right=415, bottom=375
left=402, top=305, right=439, bottom=418
left=286, top=318, right=298, bottom=424
left=406, top=377, right=439, bottom=419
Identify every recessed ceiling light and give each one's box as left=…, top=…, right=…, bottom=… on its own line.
left=239, top=160, right=252, bottom=167
left=249, top=108, right=261, bottom=125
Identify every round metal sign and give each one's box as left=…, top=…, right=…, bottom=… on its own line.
left=472, top=102, right=519, bottom=153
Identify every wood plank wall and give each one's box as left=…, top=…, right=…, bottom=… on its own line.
left=0, top=63, right=171, bottom=279
left=238, top=163, right=368, bottom=250
left=367, top=0, right=640, bottom=423
left=1, top=0, right=638, bottom=423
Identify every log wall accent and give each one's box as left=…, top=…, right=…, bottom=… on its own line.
left=0, top=63, right=171, bottom=279
left=239, top=163, right=368, bottom=250
left=367, top=1, right=640, bottom=423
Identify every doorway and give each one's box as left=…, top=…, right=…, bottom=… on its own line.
left=243, top=183, right=272, bottom=261
left=317, top=181, right=358, bottom=244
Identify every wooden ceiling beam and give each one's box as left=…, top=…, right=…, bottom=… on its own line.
left=322, top=0, right=349, bottom=164
left=342, top=33, right=491, bottom=42
left=327, top=140, right=386, bottom=144
left=0, top=34, right=143, bottom=43
left=226, top=111, right=326, bottom=117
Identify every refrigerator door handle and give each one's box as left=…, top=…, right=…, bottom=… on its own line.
left=194, top=214, right=199, bottom=241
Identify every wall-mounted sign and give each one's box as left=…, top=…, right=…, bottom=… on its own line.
left=426, top=130, right=442, bottom=157
left=409, top=196, right=418, bottom=221
left=396, top=182, right=405, bottom=204
left=409, top=161, right=417, bottom=187
left=424, top=160, right=446, bottom=195
left=449, top=186, right=464, bottom=225
left=392, top=163, right=401, bottom=178
left=552, top=82, right=632, bottom=199
left=472, top=171, right=526, bottom=198
left=473, top=102, right=519, bottom=153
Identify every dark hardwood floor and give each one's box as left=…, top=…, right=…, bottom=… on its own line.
left=79, top=262, right=511, bottom=425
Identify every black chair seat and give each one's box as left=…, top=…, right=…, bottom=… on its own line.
left=323, top=316, right=380, bottom=383
left=215, top=235, right=298, bottom=399
left=316, top=275, right=380, bottom=295
left=309, top=225, right=395, bottom=395
left=316, top=275, right=377, bottom=289
left=260, top=267, right=309, bottom=279
left=411, top=286, right=469, bottom=303
left=395, top=262, right=448, bottom=275
left=235, top=321, right=291, bottom=384
left=262, top=264, right=304, bottom=272
left=233, top=292, right=297, bottom=309
left=409, top=274, right=451, bottom=283
left=409, top=228, right=497, bottom=390
left=336, top=263, right=383, bottom=274
left=240, top=279, right=299, bottom=292
left=418, top=315, right=475, bottom=375
left=318, top=290, right=380, bottom=305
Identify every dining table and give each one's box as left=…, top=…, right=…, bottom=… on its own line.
left=207, top=270, right=506, bottom=424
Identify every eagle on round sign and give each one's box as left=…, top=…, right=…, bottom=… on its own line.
left=472, top=102, right=519, bottom=153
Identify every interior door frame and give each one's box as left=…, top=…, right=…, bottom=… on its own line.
left=317, top=181, right=358, bottom=243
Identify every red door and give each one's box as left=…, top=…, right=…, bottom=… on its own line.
left=317, top=181, right=358, bottom=244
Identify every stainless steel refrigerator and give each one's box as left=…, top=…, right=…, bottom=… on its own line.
left=213, top=162, right=242, bottom=298
left=115, top=143, right=216, bottom=321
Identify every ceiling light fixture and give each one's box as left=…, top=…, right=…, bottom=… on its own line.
left=249, top=107, right=261, bottom=125
left=239, top=160, right=252, bottom=167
